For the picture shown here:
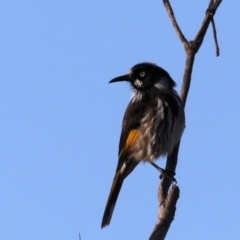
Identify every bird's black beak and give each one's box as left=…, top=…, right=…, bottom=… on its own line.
left=109, top=74, right=131, bottom=83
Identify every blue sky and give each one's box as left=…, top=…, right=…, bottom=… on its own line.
left=1, top=1, right=240, bottom=239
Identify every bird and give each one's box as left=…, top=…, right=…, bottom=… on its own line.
left=101, top=62, right=185, bottom=228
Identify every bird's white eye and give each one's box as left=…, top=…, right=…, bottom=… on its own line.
left=140, top=71, right=145, bottom=77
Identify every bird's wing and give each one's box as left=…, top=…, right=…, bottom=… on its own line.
left=115, top=100, right=147, bottom=175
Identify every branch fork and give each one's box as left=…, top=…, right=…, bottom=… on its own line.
left=149, top=1, right=222, bottom=239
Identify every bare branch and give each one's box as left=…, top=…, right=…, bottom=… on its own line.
left=193, top=0, right=222, bottom=53
left=150, top=1, right=222, bottom=239
left=162, top=0, right=187, bottom=44
left=180, top=52, right=195, bottom=107
left=211, top=18, right=220, bottom=56
left=149, top=185, right=179, bottom=240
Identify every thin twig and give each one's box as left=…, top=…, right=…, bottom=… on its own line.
left=211, top=18, right=220, bottom=56
left=194, top=1, right=222, bottom=45
left=208, top=0, right=214, bottom=8
left=162, top=0, right=187, bottom=44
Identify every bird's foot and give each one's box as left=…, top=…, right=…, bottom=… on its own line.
left=150, top=162, right=177, bottom=183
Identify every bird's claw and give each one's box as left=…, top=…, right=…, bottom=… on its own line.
left=150, top=162, right=177, bottom=183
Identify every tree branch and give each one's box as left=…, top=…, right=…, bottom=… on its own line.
left=149, top=1, right=222, bottom=239
left=210, top=18, right=220, bottom=56
left=162, top=0, right=187, bottom=44
left=149, top=185, right=179, bottom=240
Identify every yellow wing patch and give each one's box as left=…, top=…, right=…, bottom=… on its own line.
left=120, top=129, right=139, bottom=157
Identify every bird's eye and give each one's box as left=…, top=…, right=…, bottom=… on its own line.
left=140, top=72, right=145, bottom=77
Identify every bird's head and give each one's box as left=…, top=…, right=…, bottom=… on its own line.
left=109, top=62, right=176, bottom=91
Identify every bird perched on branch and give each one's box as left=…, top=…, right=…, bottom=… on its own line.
left=101, top=62, right=185, bottom=228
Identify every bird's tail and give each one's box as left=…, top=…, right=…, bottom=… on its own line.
left=101, top=170, right=124, bottom=228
